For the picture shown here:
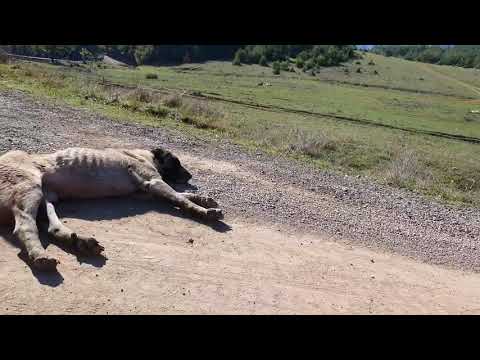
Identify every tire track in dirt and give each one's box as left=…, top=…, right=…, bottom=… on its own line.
left=98, top=79, right=480, bottom=144
left=419, top=63, right=480, bottom=98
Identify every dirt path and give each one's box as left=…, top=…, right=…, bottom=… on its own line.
left=2, top=197, right=480, bottom=315
left=1, top=90, right=480, bottom=314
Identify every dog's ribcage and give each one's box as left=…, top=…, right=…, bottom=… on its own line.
left=42, top=148, right=140, bottom=200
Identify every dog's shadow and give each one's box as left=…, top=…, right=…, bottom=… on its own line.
left=56, top=193, right=233, bottom=234
left=0, top=192, right=232, bottom=286
left=0, top=227, right=64, bottom=287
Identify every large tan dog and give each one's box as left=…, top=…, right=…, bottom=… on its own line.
left=0, top=147, right=223, bottom=271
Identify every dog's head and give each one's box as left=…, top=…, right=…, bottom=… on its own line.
left=151, top=147, right=192, bottom=184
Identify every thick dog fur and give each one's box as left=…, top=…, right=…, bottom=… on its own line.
left=0, top=147, right=223, bottom=271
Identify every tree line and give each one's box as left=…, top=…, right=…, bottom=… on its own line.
left=371, top=45, right=480, bottom=69
left=233, top=45, right=357, bottom=72
left=0, top=45, right=357, bottom=68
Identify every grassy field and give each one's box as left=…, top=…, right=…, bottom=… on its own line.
left=1, top=53, right=480, bottom=207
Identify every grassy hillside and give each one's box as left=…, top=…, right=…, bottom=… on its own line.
left=1, top=52, right=480, bottom=206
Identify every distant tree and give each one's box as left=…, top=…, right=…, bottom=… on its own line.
left=134, top=46, right=155, bottom=65
left=272, top=61, right=281, bottom=74
left=79, top=48, right=94, bottom=61
left=232, top=52, right=242, bottom=66
left=371, top=45, right=480, bottom=69
left=259, top=55, right=268, bottom=66
left=183, top=51, right=191, bottom=64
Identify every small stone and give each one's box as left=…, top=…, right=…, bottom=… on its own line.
left=371, top=275, right=375, bottom=279
left=370, top=259, right=375, bottom=263
left=187, top=238, right=194, bottom=245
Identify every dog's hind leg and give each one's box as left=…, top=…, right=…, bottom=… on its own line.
left=44, top=194, right=104, bottom=256
left=127, top=166, right=223, bottom=221
left=12, top=186, right=59, bottom=271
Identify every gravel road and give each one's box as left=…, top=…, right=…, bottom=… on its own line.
left=1, top=89, right=479, bottom=272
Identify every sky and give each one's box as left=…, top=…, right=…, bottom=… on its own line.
left=357, top=45, right=374, bottom=50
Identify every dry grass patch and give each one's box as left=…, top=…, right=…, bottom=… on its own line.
left=384, top=149, right=432, bottom=189
left=162, top=93, right=183, bottom=108
left=179, top=99, right=227, bottom=131
left=288, top=128, right=338, bottom=157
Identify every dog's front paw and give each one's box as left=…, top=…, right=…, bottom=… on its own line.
left=205, top=208, right=224, bottom=221
left=72, top=233, right=105, bottom=256
left=32, top=254, right=60, bottom=272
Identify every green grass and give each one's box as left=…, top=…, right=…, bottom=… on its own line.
left=83, top=58, right=480, bottom=139
left=1, top=56, right=480, bottom=207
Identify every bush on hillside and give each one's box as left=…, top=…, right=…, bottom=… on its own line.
left=0, top=49, right=8, bottom=64
left=232, top=52, right=242, bottom=66
left=272, top=61, right=281, bottom=75
left=259, top=55, right=268, bottom=67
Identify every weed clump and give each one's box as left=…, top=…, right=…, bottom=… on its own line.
left=163, top=93, right=183, bottom=108
left=0, top=49, right=8, bottom=64
left=288, top=129, right=338, bottom=158
left=127, top=88, right=152, bottom=103
left=179, top=99, right=226, bottom=131
left=384, top=149, right=430, bottom=188
left=144, top=104, right=170, bottom=117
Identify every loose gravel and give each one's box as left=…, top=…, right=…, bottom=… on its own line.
left=1, top=89, right=479, bottom=271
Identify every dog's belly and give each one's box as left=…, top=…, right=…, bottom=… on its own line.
left=43, top=168, right=138, bottom=200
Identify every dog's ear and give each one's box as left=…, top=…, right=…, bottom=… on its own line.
left=151, top=147, right=169, bottom=164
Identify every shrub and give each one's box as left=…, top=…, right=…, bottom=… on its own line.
left=0, top=49, right=8, bottom=64
left=304, top=59, right=315, bottom=71
left=296, top=58, right=305, bottom=68
left=162, top=93, right=183, bottom=108
left=272, top=61, right=281, bottom=75
left=288, top=129, right=337, bottom=158
left=233, top=48, right=247, bottom=66
left=127, top=88, right=152, bottom=103
left=120, top=99, right=140, bottom=111
left=232, top=53, right=241, bottom=66
left=179, top=99, right=226, bottom=131
left=144, top=104, right=170, bottom=117
left=259, top=55, right=268, bottom=67
left=181, top=99, right=224, bottom=120
left=145, top=73, right=158, bottom=79
left=280, top=61, right=290, bottom=71
left=384, top=150, right=428, bottom=188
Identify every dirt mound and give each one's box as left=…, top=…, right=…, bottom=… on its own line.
left=102, top=55, right=128, bottom=67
